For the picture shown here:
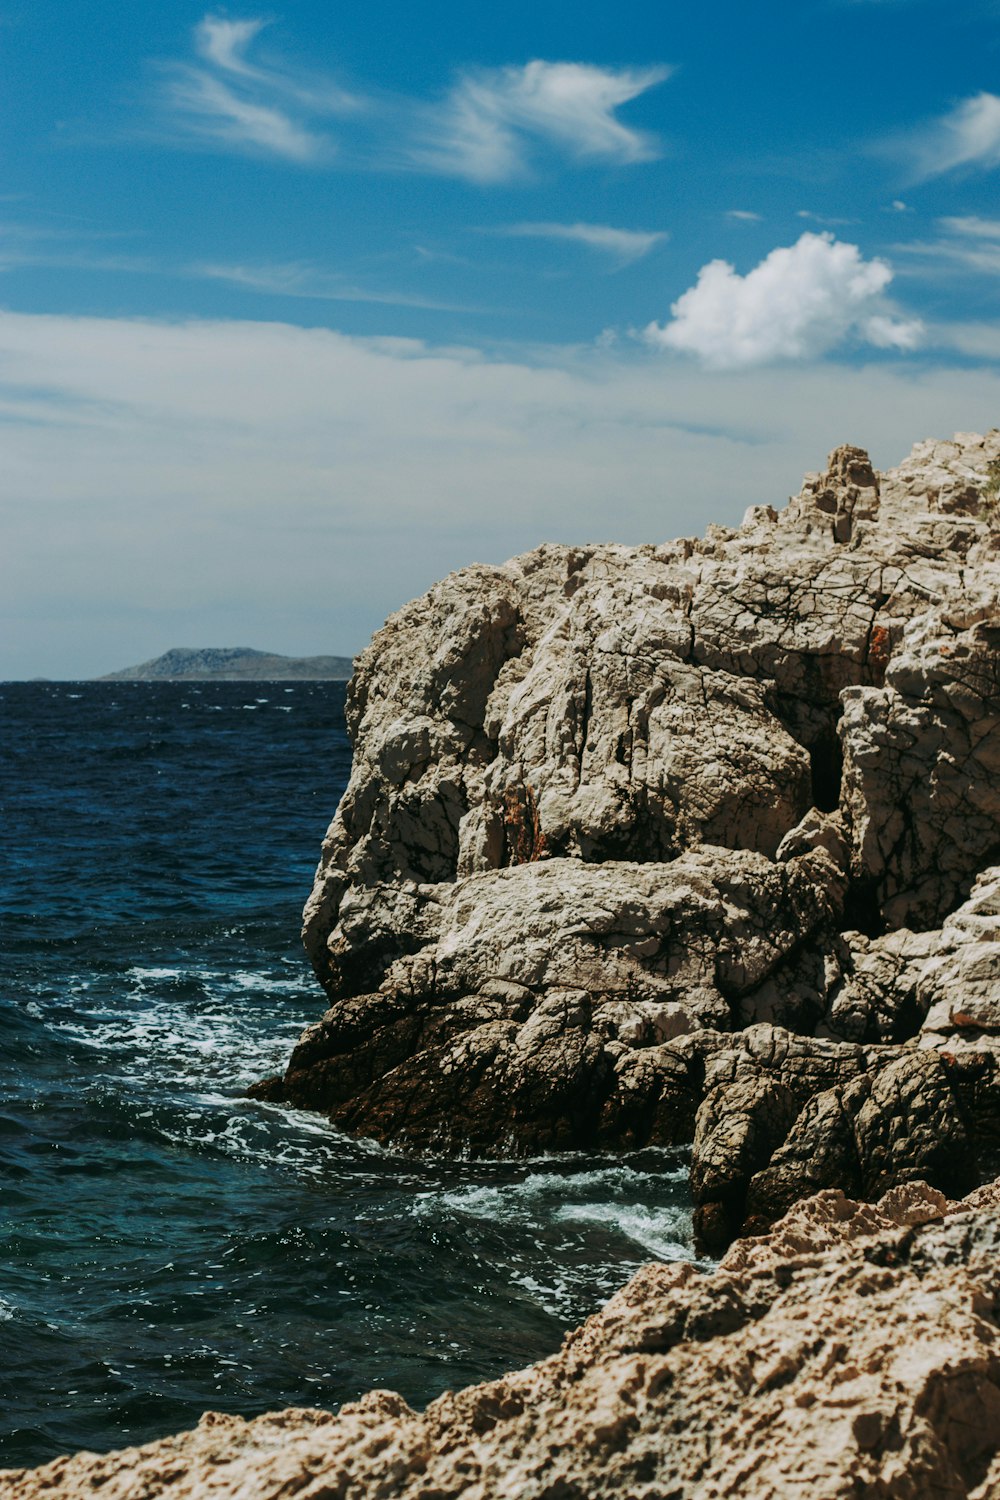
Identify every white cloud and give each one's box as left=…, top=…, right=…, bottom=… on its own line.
left=645, top=232, right=923, bottom=369
left=158, top=19, right=667, bottom=180
left=938, top=215, right=1000, bottom=240
left=726, top=210, right=762, bottom=222
left=194, top=16, right=266, bottom=78
left=498, top=221, right=667, bottom=262
left=893, top=217, right=1000, bottom=277
left=164, top=69, right=329, bottom=161
left=191, top=260, right=477, bottom=311
left=796, top=210, right=858, bottom=226
left=932, top=320, right=1000, bottom=358
left=3, top=309, right=1000, bottom=678
left=410, top=61, right=670, bottom=182
left=158, top=13, right=358, bottom=162
left=903, top=92, right=1000, bottom=180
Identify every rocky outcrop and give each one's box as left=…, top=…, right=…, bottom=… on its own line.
left=253, top=430, right=1000, bottom=1243
left=9, top=1180, right=1000, bottom=1499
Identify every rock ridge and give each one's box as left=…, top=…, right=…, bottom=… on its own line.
left=252, top=429, right=1000, bottom=1246
left=100, top=647, right=354, bottom=681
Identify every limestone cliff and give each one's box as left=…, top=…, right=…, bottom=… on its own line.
left=253, top=431, right=1000, bottom=1247
left=7, top=1180, right=1000, bottom=1499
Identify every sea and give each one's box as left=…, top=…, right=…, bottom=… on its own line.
left=0, top=681, right=696, bottom=1470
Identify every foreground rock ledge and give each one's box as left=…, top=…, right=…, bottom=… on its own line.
left=7, top=1180, right=1000, bottom=1499
left=252, top=430, right=1000, bottom=1247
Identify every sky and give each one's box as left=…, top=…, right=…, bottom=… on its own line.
left=4, top=0, right=1000, bottom=677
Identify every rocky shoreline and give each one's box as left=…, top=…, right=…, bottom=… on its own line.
left=6, top=1179, right=999, bottom=1497
left=12, top=430, right=1000, bottom=1493
left=253, top=430, right=1000, bottom=1250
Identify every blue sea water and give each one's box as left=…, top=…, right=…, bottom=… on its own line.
left=0, top=681, right=695, bottom=1470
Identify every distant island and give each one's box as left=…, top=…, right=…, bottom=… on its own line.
left=99, top=647, right=354, bottom=681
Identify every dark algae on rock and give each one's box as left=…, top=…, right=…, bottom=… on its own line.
left=252, top=431, right=1000, bottom=1250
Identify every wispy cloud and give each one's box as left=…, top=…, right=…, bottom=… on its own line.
left=0, top=220, right=152, bottom=275
left=897, top=92, right=1000, bottom=180
left=645, top=231, right=923, bottom=369
left=190, top=260, right=480, bottom=312
left=154, top=21, right=670, bottom=182
left=157, top=13, right=359, bottom=163
left=726, top=210, right=762, bottom=223
left=409, top=61, right=671, bottom=182
left=938, top=214, right=1000, bottom=239
left=496, top=221, right=667, bottom=263
left=796, top=209, right=859, bottom=226
left=0, top=225, right=477, bottom=312
left=163, top=70, right=331, bottom=161
left=194, top=16, right=266, bottom=78
left=893, top=215, right=1000, bottom=277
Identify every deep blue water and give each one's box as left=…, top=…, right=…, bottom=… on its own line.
left=0, top=681, right=694, bottom=1470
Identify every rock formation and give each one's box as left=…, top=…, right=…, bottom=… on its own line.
left=252, top=431, right=1000, bottom=1247
left=8, top=1180, right=1000, bottom=1498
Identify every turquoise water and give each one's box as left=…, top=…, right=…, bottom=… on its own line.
left=0, top=681, right=695, bottom=1468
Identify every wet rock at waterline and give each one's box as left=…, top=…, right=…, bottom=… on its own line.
left=254, top=430, right=1000, bottom=1245
left=9, top=1180, right=1000, bottom=1500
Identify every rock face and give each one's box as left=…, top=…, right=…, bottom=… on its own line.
left=8, top=1180, right=1000, bottom=1499
left=254, top=430, right=1000, bottom=1244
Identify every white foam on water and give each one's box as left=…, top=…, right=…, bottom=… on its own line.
left=50, top=979, right=310, bottom=1095
left=554, top=1201, right=693, bottom=1262
left=229, top=971, right=308, bottom=994
left=413, top=1162, right=688, bottom=1226
left=0, top=1297, right=15, bottom=1321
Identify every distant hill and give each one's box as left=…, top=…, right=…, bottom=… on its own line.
left=99, top=647, right=354, bottom=681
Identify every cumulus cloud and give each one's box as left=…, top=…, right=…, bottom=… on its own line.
left=410, top=61, right=670, bottom=182
left=498, top=221, right=667, bottom=262
left=159, top=13, right=358, bottom=162
left=902, top=92, right=1000, bottom=180
left=645, top=232, right=923, bottom=369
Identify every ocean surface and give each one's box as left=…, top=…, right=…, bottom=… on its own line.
left=0, top=681, right=696, bottom=1470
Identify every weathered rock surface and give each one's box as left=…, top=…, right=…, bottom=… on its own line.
left=255, top=430, right=1000, bottom=1241
left=9, top=1180, right=1000, bottom=1499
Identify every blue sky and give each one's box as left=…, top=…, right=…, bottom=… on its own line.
left=4, top=0, right=1000, bottom=675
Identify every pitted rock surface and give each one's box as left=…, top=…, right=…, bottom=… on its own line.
left=8, top=1181, right=1000, bottom=1500
left=257, top=431, right=1000, bottom=1240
